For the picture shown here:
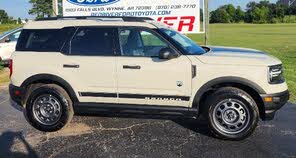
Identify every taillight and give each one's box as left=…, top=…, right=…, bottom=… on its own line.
left=9, top=59, right=13, bottom=78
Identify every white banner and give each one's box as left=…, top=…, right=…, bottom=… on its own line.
left=62, top=0, right=202, bottom=33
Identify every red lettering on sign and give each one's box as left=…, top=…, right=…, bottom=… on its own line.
left=178, top=16, right=195, bottom=31
left=159, top=17, right=178, bottom=27
left=157, top=16, right=196, bottom=32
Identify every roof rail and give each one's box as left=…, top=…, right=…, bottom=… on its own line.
left=36, top=16, right=154, bottom=22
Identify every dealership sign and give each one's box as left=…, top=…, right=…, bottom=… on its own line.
left=62, top=0, right=203, bottom=33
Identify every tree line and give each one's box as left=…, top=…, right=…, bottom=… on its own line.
left=0, top=10, right=23, bottom=24
left=0, top=0, right=59, bottom=24
left=210, top=1, right=296, bottom=23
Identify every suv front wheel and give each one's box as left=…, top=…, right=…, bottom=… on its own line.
left=24, top=84, right=74, bottom=132
left=205, top=87, right=259, bottom=140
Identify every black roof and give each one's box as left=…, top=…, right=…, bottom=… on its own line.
left=36, top=16, right=154, bottom=22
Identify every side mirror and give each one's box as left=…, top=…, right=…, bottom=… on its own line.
left=159, top=48, right=179, bottom=60
left=5, top=39, right=11, bottom=43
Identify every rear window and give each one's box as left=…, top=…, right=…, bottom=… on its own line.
left=16, top=28, right=75, bottom=52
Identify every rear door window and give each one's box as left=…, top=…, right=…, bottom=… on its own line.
left=70, top=27, right=116, bottom=56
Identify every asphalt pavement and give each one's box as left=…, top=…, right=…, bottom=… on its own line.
left=0, top=88, right=295, bottom=158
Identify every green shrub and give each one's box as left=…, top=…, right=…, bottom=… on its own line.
left=283, top=15, right=296, bottom=23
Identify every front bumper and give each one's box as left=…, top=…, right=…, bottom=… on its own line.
left=260, top=90, right=289, bottom=120
left=9, top=84, right=25, bottom=106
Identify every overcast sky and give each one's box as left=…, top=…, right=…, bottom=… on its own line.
left=0, top=0, right=278, bottom=19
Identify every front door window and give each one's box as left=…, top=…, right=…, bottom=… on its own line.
left=119, top=28, right=168, bottom=57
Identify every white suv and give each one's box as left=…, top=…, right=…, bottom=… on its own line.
left=9, top=17, right=289, bottom=140
left=0, top=27, right=22, bottom=65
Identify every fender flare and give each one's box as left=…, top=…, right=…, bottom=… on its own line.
left=21, top=74, right=79, bottom=103
left=192, top=76, right=266, bottom=109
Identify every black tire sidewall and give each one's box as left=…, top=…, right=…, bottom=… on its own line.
left=25, top=85, right=72, bottom=132
left=207, top=88, right=259, bottom=140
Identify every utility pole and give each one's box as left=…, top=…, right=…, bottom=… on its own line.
left=52, top=0, right=59, bottom=16
left=204, top=0, right=209, bottom=46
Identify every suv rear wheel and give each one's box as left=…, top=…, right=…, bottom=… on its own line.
left=205, top=87, right=259, bottom=140
left=24, top=84, right=74, bottom=132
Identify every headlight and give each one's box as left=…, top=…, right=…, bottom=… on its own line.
left=268, top=64, right=285, bottom=84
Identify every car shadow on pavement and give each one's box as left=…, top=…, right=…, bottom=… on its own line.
left=77, top=112, right=213, bottom=138
left=0, top=131, right=38, bottom=158
left=172, top=117, right=213, bottom=137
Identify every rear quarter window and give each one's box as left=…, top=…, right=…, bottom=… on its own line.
left=16, top=27, right=75, bottom=52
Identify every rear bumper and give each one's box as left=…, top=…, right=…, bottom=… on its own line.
left=260, top=90, right=289, bottom=120
left=9, top=84, right=25, bottom=106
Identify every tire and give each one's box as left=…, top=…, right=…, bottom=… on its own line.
left=24, top=84, right=74, bottom=132
left=205, top=87, right=259, bottom=140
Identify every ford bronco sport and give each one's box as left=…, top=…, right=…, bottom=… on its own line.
left=9, top=16, right=289, bottom=140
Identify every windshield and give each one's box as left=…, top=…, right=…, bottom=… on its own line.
left=160, top=28, right=206, bottom=55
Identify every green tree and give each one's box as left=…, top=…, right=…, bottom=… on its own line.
left=269, top=4, right=285, bottom=22
left=247, top=1, right=257, bottom=11
left=210, top=4, right=240, bottom=23
left=210, top=8, right=231, bottom=23
left=17, top=17, right=22, bottom=24
left=251, top=6, right=270, bottom=23
left=234, top=6, right=245, bottom=22
left=258, top=0, right=270, bottom=8
left=223, top=4, right=236, bottom=22
left=246, top=1, right=272, bottom=23
left=246, top=1, right=258, bottom=22
left=0, top=10, right=9, bottom=24
left=29, top=0, right=52, bottom=19
left=209, top=0, right=295, bottom=24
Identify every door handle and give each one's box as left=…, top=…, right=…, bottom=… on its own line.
left=123, top=65, right=141, bottom=69
left=63, top=64, right=80, bottom=68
